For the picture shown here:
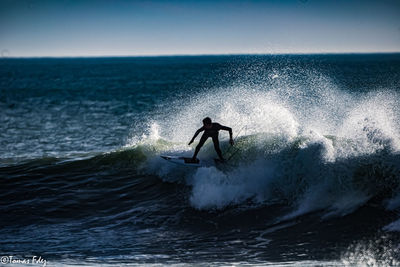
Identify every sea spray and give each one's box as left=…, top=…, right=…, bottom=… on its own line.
left=134, top=66, right=400, bottom=229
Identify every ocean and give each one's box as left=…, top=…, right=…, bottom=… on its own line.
left=1, top=54, right=400, bottom=266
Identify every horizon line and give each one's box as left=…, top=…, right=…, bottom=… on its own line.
left=2, top=51, right=400, bottom=59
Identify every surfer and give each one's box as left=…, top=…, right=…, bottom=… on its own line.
left=188, top=117, right=234, bottom=162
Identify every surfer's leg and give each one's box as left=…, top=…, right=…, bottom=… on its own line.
left=212, top=135, right=224, bottom=160
left=192, top=135, right=208, bottom=159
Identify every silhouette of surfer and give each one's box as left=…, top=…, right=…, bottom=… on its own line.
left=188, top=117, right=234, bottom=162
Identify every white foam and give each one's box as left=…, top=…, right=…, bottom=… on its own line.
left=189, top=159, right=276, bottom=209
left=341, top=238, right=400, bottom=266
left=337, top=91, right=400, bottom=157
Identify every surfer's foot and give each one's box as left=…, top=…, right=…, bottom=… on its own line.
left=190, top=157, right=198, bottom=163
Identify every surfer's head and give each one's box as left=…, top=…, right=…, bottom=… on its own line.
left=203, top=117, right=212, bottom=128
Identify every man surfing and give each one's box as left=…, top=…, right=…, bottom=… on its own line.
left=188, top=117, right=234, bottom=162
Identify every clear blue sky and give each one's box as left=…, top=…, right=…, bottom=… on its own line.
left=1, top=0, right=399, bottom=57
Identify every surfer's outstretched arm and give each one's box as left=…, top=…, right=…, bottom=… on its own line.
left=220, top=125, right=234, bottom=145
left=188, top=127, right=204, bottom=145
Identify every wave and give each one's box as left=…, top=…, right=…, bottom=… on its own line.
left=2, top=65, right=400, bottom=235
left=2, top=131, right=398, bottom=214
left=123, top=71, right=400, bottom=229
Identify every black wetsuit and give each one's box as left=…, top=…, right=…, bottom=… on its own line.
left=193, top=123, right=228, bottom=160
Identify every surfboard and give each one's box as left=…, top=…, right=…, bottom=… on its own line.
left=160, top=155, right=203, bottom=167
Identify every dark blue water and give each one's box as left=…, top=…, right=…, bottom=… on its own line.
left=1, top=54, right=400, bottom=266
